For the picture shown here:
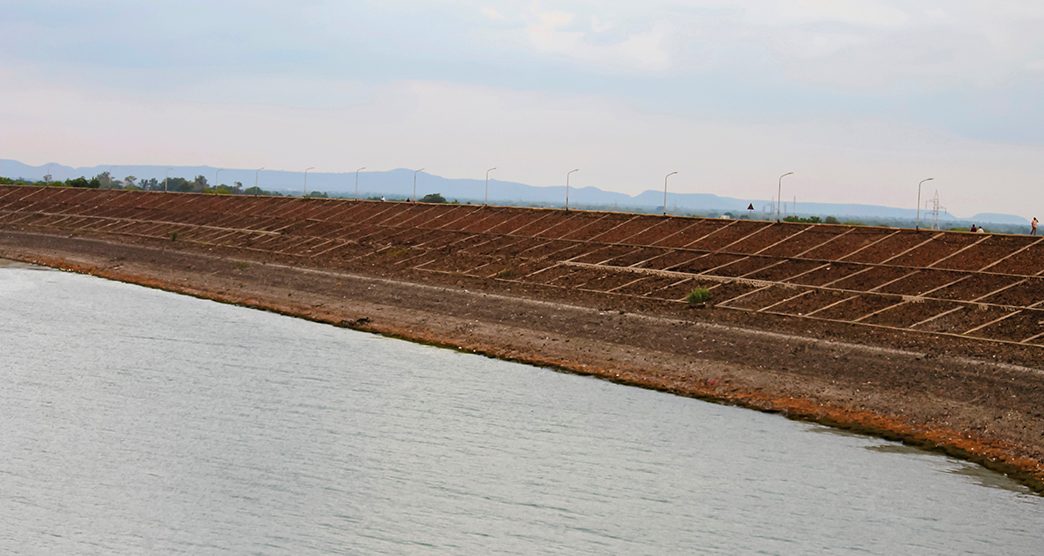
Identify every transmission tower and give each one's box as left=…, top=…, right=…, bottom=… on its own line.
left=929, top=190, right=945, bottom=230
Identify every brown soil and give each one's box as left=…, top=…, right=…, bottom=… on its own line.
left=654, top=220, right=727, bottom=248
left=589, top=215, right=662, bottom=243
left=789, top=263, right=866, bottom=286
left=862, top=299, right=949, bottom=327
left=936, top=236, right=1038, bottom=272
left=673, top=253, right=745, bottom=274
left=746, top=259, right=824, bottom=282
left=688, top=220, right=769, bottom=250
left=722, top=285, right=804, bottom=310
left=980, top=279, right=1044, bottom=307
left=972, top=310, right=1044, bottom=342
left=988, top=244, right=1044, bottom=275
left=760, top=227, right=846, bottom=257
left=625, top=218, right=692, bottom=246
left=842, top=230, right=925, bottom=264
left=888, top=233, right=978, bottom=266
left=830, top=266, right=912, bottom=291
left=804, top=228, right=891, bottom=259
left=772, top=289, right=850, bottom=315
left=636, top=249, right=703, bottom=270
left=603, top=247, right=668, bottom=267
left=877, top=269, right=965, bottom=296
left=933, top=274, right=1023, bottom=302
left=3, top=187, right=1044, bottom=493
left=707, top=256, right=779, bottom=278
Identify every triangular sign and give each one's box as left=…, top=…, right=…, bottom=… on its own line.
left=747, top=203, right=755, bottom=211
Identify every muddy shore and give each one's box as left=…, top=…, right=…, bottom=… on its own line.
left=2, top=229, right=1042, bottom=492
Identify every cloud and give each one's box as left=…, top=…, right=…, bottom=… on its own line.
left=7, top=1, right=1044, bottom=92
left=745, top=0, right=912, bottom=28
left=525, top=10, right=671, bottom=72
left=1, top=70, right=1040, bottom=218
left=3, top=1, right=1044, bottom=217
left=480, top=6, right=506, bottom=21
left=730, top=2, right=1044, bottom=91
left=480, top=4, right=675, bottom=73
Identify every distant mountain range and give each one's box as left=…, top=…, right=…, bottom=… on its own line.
left=1, top=159, right=1029, bottom=226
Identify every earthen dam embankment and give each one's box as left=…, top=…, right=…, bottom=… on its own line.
left=2, top=185, right=1043, bottom=491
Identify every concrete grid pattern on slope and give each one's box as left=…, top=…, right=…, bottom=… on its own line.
left=1, top=186, right=1042, bottom=347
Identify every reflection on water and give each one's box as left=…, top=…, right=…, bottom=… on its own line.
left=944, top=464, right=1038, bottom=493
left=1, top=265, right=1042, bottom=555
left=809, top=418, right=1039, bottom=499
left=864, top=444, right=927, bottom=455
left=863, top=443, right=1031, bottom=495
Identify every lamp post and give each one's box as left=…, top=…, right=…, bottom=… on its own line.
left=663, top=171, right=678, bottom=215
left=916, top=177, right=934, bottom=231
left=303, top=166, right=315, bottom=196
left=164, top=168, right=172, bottom=192
left=777, top=172, right=794, bottom=222
left=565, top=169, right=579, bottom=210
left=255, top=167, right=264, bottom=190
left=215, top=168, right=223, bottom=189
left=485, top=167, right=496, bottom=205
left=413, top=168, right=424, bottom=202
left=355, top=166, right=366, bottom=198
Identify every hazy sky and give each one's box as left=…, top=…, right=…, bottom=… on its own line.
left=2, top=1, right=1043, bottom=217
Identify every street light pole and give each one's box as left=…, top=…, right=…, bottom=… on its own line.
left=164, top=168, right=172, bottom=192
left=215, top=168, right=223, bottom=189
left=255, top=167, right=264, bottom=190
left=777, top=172, right=794, bottom=222
left=413, top=168, right=425, bottom=202
left=663, top=171, right=678, bottom=215
left=355, top=167, right=366, bottom=198
left=485, top=167, right=496, bottom=206
left=304, top=167, right=315, bottom=196
left=916, top=177, right=934, bottom=231
left=565, top=169, right=579, bottom=210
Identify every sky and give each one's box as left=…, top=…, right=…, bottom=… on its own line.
left=1, top=1, right=1043, bottom=218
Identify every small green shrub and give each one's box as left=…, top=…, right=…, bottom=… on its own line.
left=420, top=193, right=447, bottom=203
left=686, top=287, right=712, bottom=305
left=170, top=232, right=178, bottom=241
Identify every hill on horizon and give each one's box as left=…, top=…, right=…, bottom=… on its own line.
left=1, top=158, right=1029, bottom=226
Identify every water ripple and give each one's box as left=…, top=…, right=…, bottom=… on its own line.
left=0, top=266, right=1042, bottom=554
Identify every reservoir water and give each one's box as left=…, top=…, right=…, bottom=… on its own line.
left=1, top=263, right=1042, bottom=554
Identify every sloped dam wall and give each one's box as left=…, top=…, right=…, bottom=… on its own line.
left=1, top=185, right=1043, bottom=491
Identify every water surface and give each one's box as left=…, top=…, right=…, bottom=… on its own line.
left=1, top=265, right=1041, bottom=554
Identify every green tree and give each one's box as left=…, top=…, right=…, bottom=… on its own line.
left=420, top=193, right=447, bottom=203
left=191, top=175, right=209, bottom=193
left=95, top=171, right=114, bottom=188
left=167, top=177, right=191, bottom=192
left=66, top=176, right=100, bottom=188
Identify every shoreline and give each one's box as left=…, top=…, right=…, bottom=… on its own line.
left=3, top=231, right=1042, bottom=494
